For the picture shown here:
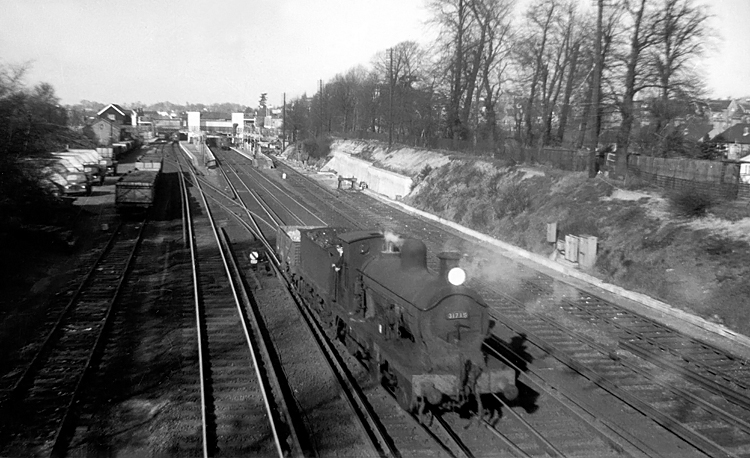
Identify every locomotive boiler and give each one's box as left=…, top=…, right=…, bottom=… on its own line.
left=276, top=225, right=518, bottom=413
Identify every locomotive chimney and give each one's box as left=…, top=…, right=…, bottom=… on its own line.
left=437, top=252, right=462, bottom=281
left=382, top=231, right=402, bottom=253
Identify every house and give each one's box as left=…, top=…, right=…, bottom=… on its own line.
left=97, top=103, right=133, bottom=125
left=729, top=99, right=750, bottom=124
left=90, top=117, right=123, bottom=145
left=740, top=153, right=750, bottom=184
left=705, top=99, right=732, bottom=121
left=680, top=120, right=713, bottom=143
left=714, top=123, right=750, bottom=160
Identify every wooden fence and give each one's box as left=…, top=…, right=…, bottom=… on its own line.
left=504, top=147, right=590, bottom=171
left=329, top=132, right=750, bottom=201
left=627, top=155, right=750, bottom=201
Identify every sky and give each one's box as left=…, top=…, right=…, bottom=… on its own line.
left=0, top=0, right=747, bottom=108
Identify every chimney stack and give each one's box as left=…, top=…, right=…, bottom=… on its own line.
left=437, top=252, right=461, bottom=281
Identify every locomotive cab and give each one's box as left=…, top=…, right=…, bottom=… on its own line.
left=336, top=230, right=384, bottom=308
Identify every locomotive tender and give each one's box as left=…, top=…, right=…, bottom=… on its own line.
left=277, top=225, right=518, bottom=413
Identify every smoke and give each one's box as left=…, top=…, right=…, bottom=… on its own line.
left=383, top=230, right=404, bottom=249
left=458, top=243, right=537, bottom=295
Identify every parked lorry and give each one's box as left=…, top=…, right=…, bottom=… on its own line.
left=54, top=151, right=103, bottom=185
left=51, top=153, right=99, bottom=185
left=67, top=149, right=108, bottom=184
left=96, top=147, right=119, bottom=175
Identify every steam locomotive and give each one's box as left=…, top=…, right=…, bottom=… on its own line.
left=276, top=226, right=519, bottom=413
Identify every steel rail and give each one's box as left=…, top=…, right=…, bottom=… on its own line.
left=481, top=395, right=564, bottom=458
left=220, top=156, right=287, bottom=227
left=270, top=257, right=400, bottom=458
left=168, top=148, right=277, bottom=230
left=221, top=149, right=324, bottom=226
left=183, top=173, right=278, bottom=233
left=179, top=153, right=289, bottom=458
left=208, top=156, right=401, bottom=457
left=272, top=161, right=746, bottom=456
left=263, top=158, right=661, bottom=457
left=219, top=227, right=308, bottom=457
left=176, top=156, right=210, bottom=458
left=269, top=159, right=362, bottom=227
left=1, top=222, right=124, bottom=400
left=219, top=154, right=620, bottom=458
left=482, top=340, right=655, bottom=458
left=484, top=307, right=738, bottom=458
left=49, top=220, right=147, bottom=457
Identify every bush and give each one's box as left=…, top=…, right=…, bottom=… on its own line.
left=301, top=137, right=332, bottom=160
left=410, top=165, right=433, bottom=191
left=669, top=188, right=715, bottom=218
left=493, top=182, right=530, bottom=218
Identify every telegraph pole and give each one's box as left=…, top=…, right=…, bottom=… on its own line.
left=319, top=79, right=323, bottom=137
left=282, top=92, right=286, bottom=151
left=587, top=0, right=604, bottom=178
left=388, top=47, right=394, bottom=147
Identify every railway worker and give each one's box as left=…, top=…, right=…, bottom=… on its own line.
left=332, top=245, right=344, bottom=272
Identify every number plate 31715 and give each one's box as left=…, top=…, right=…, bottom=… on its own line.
left=447, top=312, right=468, bottom=320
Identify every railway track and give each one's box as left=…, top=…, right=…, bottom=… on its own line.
left=479, top=282, right=750, bottom=457
left=218, top=150, right=636, bottom=456
left=249, top=156, right=750, bottom=456
left=213, top=150, right=412, bottom=455
left=524, top=274, right=750, bottom=410
left=342, top=184, right=750, bottom=455
left=239, top=153, right=363, bottom=228
left=217, top=148, right=328, bottom=228
left=0, top=219, right=146, bottom=457
left=340, top=169, right=750, bottom=456
left=215, top=149, right=495, bottom=457
left=177, top=153, right=309, bottom=457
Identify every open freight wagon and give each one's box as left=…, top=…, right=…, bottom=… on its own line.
left=115, top=158, right=163, bottom=212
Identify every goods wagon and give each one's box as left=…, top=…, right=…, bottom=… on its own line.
left=115, top=158, right=162, bottom=211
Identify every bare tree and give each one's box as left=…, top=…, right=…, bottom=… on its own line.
left=428, top=0, right=481, bottom=140
left=577, top=2, right=620, bottom=152
left=554, top=10, right=588, bottom=145
left=613, top=0, right=659, bottom=177
left=649, top=0, right=709, bottom=132
left=540, top=1, right=583, bottom=146
left=471, top=0, right=515, bottom=145
left=328, top=71, right=359, bottom=132
left=373, top=41, right=428, bottom=143
left=517, top=0, right=557, bottom=146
